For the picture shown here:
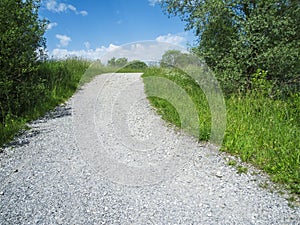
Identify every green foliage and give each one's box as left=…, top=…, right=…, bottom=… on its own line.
left=106, top=57, right=148, bottom=72
left=160, top=50, right=201, bottom=68
left=125, top=60, right=148, bottom=70
left=227, top=160, right=237, bottom=167
left=143, top=67, right=211, bottom=142
left=37, top=59, right=90, bottom=103
left=250, top=69, right=275, bottom=97
left=80, top=60, right=114, bottom=84
left=0, top=59, right=90, bottom=147
left=237, top=166, right=248, bottom=174
left=224, top=91, right=300, bottom=194
left=0, top=115, right=27, bottom=147
left=160, top=50, right=183, bottom=67
left=143, top=67, right=300, bottom=195
left=107, top=57, right=128, bottom=67
left=160, top=0, right=299, bottom=95
left=0, top=0, right=47, bottom=122
left=118, top=60, right=148, bottom=72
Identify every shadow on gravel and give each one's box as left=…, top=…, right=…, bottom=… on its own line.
left=37, top=104, right=72, bottom=122
left=2, top=104, right=72, bottom=150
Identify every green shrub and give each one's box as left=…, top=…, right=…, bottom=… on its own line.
left=0, top=0, right=47, bottom=122
left=0, top=59, right=90, bottom=147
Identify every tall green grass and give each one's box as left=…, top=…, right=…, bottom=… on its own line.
left=143, top=67, right=211, bottom=140
left=0, top=58, right=90, bottom=147
left=142, top=67, right=300, bottom=195
left=224, top=92, right=300, bottom=194
left=0, top=58, right=149, bottom=147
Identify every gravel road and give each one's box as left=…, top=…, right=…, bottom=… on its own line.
left=0, top=73, right=299, bottom=224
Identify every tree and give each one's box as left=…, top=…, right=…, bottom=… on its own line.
left=107, top=57, right=128, bottom=67
left=124, top=60, right=148, bottom=70
left=107, top=57, right=116, bottom=67
left=160, top=0, right=299, bottom=94
left=160, top=50, right=200, bottom=68
left=115, top=57, right=128, bottom=67
left=0, top=0, right=47, bottom=121
left=160, top=50, right=182, bottom=67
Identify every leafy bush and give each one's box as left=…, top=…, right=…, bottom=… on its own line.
left=0, top=0, right=47, bottom=122
left=0, top=59, right=90, bottom=147
left=118, top=60, right=148, bottom=72
left=160, top=0, right=299, bottom=95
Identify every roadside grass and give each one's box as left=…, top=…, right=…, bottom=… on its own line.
left=2, top=59, right=298, bottom=195
left=0, top=59, right=149, bottom=147
left=224, top=91, right=300, bottom=194
left=142, top=67, right=300, bottom=195
left=142, top=67, right=211, bottom=140
left=117, top=67, right=148, bottom=73
left=79, top=62, right=118, bottom=84
left=0, top=58, right=90, bottom=147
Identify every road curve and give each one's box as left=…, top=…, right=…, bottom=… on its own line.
left=0, top=73, right=299, bottom=224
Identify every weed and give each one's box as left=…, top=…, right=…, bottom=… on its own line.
left=237, top=166, right=248, bottom=174
left=227, top=160, right=237, bottom=167
left=0, top=58, right=90, bottom=147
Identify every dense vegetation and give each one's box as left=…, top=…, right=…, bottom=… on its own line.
left=0, top=58, right=90, bottom=147
left=143, top=67, right=299, bottom=195
left=0, top=0, right=91, bottom=146
left=160, top=0, right=299, bottom=95
left=0, top=0, right=46, bottom=123
left=0, top=0, right=298, bottom=197
left=142, top=0, right=300, bottom=195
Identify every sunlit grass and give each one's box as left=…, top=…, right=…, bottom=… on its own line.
left=224, top=92, right=300, bottom=194
left=0, top=58, right=90, bottom=147
left=142, top=67, right=300, bottom=195
left=0, top=58, right=149, bottom=147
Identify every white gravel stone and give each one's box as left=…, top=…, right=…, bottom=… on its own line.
left=0, top=73, right=299, bottom=224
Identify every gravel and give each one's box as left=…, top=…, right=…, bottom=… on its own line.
left=0, top=73, right=299, bottom=224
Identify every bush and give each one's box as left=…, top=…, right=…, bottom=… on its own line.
left=0, top=59, right=90, bottom=147
left=0, top=0, right=47, bottom=122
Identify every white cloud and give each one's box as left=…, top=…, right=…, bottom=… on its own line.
left=46, top=0, right=88, bottom=16
left=49, top=41, right=186, bottom=65
left=49, top=34, right=188, bottom=62
left=46, top=22, right=58, bottom=30
left=106, top=44, right=121, bottom=52
left=46, top=0, right=56, bottom=11
left=50, top=44, right=121, bottom=60
left=80, top=10, right=88, bottom=16
left=56, top=34, right=71, bottom=47
left=149, top=0, right=162, bottom=6
left=67, top=4, right=76, bottom=11
left=156, top=33, right=186, bottom=45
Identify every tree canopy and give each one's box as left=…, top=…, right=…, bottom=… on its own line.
left=160, top=50, right=202, bottom=68
left=107, top=57, right=129, bottom=67
left=0, top=0, right=47, bottom=121
left=160, top=0, right=299, bottom=94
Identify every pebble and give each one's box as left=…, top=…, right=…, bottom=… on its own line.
left=0, top=73, right=299, bottom=224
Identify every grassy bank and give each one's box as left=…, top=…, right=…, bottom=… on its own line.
left=142, top=67, right=300, bottom=195
left=0, top=59, right=148, bottom=147
left=0, top=58, right=90, bottom=147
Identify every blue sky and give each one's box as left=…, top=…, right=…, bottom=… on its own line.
left=40, top=0, right=195, bottom=61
